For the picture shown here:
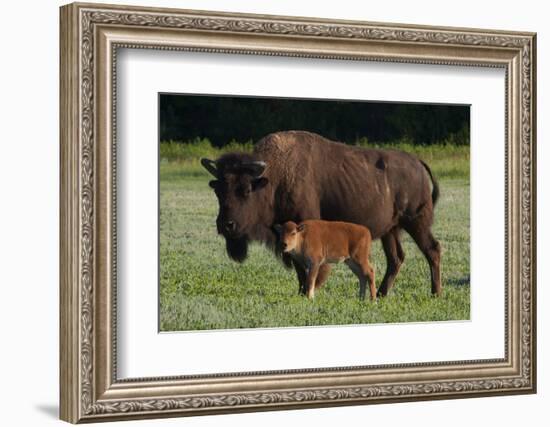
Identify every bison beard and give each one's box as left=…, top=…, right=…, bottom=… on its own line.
left=225, top=229, right=294, bottom=267
left=225, top=236, right=249, bottom=263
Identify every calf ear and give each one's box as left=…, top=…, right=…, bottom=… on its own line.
left=208, top=180, right=218, bottom=189
left=297, top=223, right=307, bottom=233
left=273, top=224, right=283, bottom=236
left=252, top=177, right=268, bottom=191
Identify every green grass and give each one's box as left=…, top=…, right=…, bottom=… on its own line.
left=160, top=139, right=470, bottom=181
left=159, top=142, right=470, bottom=331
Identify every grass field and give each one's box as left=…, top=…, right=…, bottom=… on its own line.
left=159, top=141, right=470, bottom=331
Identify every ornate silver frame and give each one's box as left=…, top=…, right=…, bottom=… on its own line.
left=60, top=2, right=536, bottom=423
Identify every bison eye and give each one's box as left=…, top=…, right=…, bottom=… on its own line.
left=252, top=177, right=268, bottom=191
left=238, top=185, right=251, bottom=198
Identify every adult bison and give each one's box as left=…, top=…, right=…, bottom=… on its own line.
left=201, top=130, right=441, bottom=297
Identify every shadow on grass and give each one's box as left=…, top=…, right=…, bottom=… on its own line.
left=446, top=275, right=470, bottom=287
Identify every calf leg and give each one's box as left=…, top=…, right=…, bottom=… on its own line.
left=346, top=259, right=375, bottom=301
left=292, top=209, right=327, bottom=291
left=315, top=264, right=332, bottom=289
left=377, top=229, right=405, bottom=297
left=404, top=220, right=442, bottom=296
left=365, top=263, right=376, bottom=301
left=293, top=261, right=329, bottom=295
left=305, top=263, right=321, bottom=299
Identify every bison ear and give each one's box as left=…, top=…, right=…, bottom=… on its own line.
left=252, top=177, right=268, bottom=191
left=273, top=224, right=283, bottom=236
left=297, top=223, right=307, bottom=233
left=208, top=180, right=218, bottom=189
left=201, top=158, right=218, bottom=177
left=241, top=160, right=266, bottom=177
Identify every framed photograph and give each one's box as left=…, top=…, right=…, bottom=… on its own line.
left=60, top=2, right=536, bottom=423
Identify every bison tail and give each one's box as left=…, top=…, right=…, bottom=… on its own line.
left=420, top=160, right=440, bottom=206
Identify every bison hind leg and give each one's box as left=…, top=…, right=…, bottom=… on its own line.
left=403, top=212, right=442, bottom=296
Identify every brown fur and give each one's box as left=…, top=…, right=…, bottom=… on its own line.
left=275, top=220, right=376, bottom=300
left=203, top=130, right=441, bottom=297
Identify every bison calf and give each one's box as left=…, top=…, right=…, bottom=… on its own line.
left=274, top=220, right=376, bottom=300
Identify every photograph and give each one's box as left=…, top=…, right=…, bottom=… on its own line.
left=159, top=94, right=471, bottom=331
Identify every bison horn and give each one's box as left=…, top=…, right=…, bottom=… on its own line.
left=241, top=161, right=266, bottom=177
left=200, top=158, right=218, bottom=177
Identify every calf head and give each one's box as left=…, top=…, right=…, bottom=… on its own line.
left=273, top=221, right=306, bottom=253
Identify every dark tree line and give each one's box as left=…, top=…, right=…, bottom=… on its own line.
left=159, top=94, right=469, bottom=147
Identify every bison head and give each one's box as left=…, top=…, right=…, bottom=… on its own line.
left=201, top=153, right=271, bottom=262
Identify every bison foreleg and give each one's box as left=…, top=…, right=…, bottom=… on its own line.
left=377, top=229, right=405, bottom=297
left=292, top=260, right=307, bottom=295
